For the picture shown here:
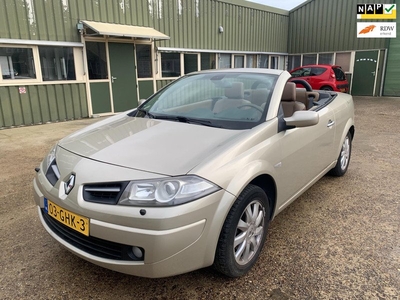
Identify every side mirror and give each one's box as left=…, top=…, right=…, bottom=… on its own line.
left=284, top=111, right=319, bottom=128
left=138, top=99, right=147, bottom=106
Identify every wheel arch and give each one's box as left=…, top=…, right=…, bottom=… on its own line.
left=335, top=120, right=355, bottom=157
left=249, top=174, right=277, bottom=221
left=320, top=84, right=334, bottom=91
left=223, top=159, right=277, bottom=221
left=349, top=125, right=355, bottom=141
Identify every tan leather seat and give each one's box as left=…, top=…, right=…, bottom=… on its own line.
left=250, top=89, right=269, bottom=107
left=281, top=82, right=306, bottom=117
left=213, top=82, right=250, bottom=113
left=296, top=88, right=320, bottom=109
left=296, top=88, right=308, bottom=108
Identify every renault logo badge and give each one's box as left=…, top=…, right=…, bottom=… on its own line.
left=64, top=174, right=76, bottom=195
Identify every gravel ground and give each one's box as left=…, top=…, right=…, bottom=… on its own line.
left=0, top=96, right=399, bottom=300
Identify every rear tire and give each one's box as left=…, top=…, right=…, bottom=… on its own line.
left=329, top=131, right=352, bottom=176
left=321, top=86, right=333, bottom=91
left=214, top=185, right=270, bottom=277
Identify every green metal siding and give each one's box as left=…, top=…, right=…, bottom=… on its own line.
left=0, top=84, right=88, bottom=128
left=89, top=82, right=111, bottom=114
left=0, top=1, right=288, bottom=53
left=288, top=0, right=393, bottom=53
left=154, top=0, right=289, bottom=52
left=383, top=0, right=400, bottom=96
left=0, top=0, right=80, bottom=42
left=138, top=81, right=155, bottom=99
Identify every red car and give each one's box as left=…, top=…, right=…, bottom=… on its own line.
left=289, top=64, right=349, bottom=93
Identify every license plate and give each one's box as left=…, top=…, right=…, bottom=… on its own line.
left=340, top=88, right=346, bottom=92
left=44, top=198, right=89, bottom=236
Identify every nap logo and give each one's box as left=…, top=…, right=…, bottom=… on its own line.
left=357, top=4, right=396, bottom=19
left=357, top=22, right=397, bottom=38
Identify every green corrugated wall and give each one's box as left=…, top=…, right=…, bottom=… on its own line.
left=0, top=0, right=289, bottom=52
left=288, top=0, right=393, bottom=53
left=383, top=0, right=400, bottom=96
left=0, top=84, right=88, bottom=128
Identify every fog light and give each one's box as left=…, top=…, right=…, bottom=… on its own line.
left=132, top=246, right=144, bottom=259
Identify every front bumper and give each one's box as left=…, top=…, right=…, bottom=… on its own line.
left=33, top=168, right=235, bottom=278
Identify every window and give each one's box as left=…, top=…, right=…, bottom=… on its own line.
left=270, top=56, right=279, bottom=69
left=86, top=42, right=108, bottom=80
left=39, top=46, right=76, bottom=81
left=246, top=55, right=257, bottom=68
left=318, top=53, right=334, bottom=65
left=259, top=55, right=269, bottom=68
left=201, top=53, right=215, bottom=70
left=234, top=55, right=244, bottom=68
left=219, top=54, right=231, bottom=69
left=161, top=52, right=180, bottom=77
left=288, top=55, right=301, bottom=70
left=303, top=54, right=317, bottom=65
left=310, top=67, right=326, bottom=76
left=184, top=53, right=198, bottom=74
left=333, top=67, right=347, bottom=81
left=335, top=52, right=351, bottom=72
left=140, top=72, right=278, bottom=130
left=0, top=47, right=36, bottom=80
left=136, top=44, right=152, bottom=78
left=291, top=67, right=311, bottom=77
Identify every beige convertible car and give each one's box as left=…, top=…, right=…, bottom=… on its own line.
left=33, top=69, right=354, bottom=278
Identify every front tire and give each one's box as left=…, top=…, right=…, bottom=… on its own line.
left=214, top=185, right=270, bottom=277
left=329, top=131, right=352, bottom=176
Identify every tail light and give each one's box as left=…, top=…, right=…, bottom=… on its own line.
left=330, top=68, right=335, bottom=78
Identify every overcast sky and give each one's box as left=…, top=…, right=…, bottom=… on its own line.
left=247, top=0, right=307, bottom=10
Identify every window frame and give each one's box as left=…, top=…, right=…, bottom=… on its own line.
left=0, top=45, right=41, bottom=84
left=136, top=43, right=153, bottom=79
left=0, top=43, right=84, bottom=86
left=157, top=49, right=288, bottom=79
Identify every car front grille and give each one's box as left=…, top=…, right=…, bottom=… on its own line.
left=83, top=182, right=129, bottom=205
left=41, top=209, right=143, bottom=261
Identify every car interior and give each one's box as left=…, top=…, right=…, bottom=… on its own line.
left=154, top=80, right=335, bottom=121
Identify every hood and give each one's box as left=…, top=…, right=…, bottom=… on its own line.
left=58, top=114, right=244, bottom=176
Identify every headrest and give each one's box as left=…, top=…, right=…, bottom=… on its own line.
left=281, top=82, right=296, bottom=101
left=251, top=89, right=269, bottom=106
left=225, top=82, right=244, bottom=99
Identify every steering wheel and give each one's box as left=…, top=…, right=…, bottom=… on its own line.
left=289, top=79, right=312, bottom=92
left=251, top=80, right=271, bottom=90
left=237, top=104, right=263, bottom=113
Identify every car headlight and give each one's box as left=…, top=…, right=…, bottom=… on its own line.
left=118, top=175, right=220, bottom=206
left=44, top=144, right=57, bottom=174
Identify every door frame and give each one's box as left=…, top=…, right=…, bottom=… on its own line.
left=83, top=36, right=154, bottom=117
left=350, top=49, right=385, bottom=96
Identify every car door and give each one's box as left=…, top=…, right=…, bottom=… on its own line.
left=274, top=105, right=336, bottom=210
left=308, top=67, right=327, bottom=89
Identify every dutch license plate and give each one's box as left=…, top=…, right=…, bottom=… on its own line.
left=340, top=88, right=345, bottom=92
left=44, top=198, right=89, bottom=236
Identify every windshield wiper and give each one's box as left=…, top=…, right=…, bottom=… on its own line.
left=177, top=116, right=221, bottom=127
left=153, top=115, right=222, bottom=128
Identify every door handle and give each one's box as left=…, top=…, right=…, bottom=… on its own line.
left=111, top=76, right=117, bottom=83
left=327, top=120, right=335, bottom=128
left=371, top=71, right=375, bottom=77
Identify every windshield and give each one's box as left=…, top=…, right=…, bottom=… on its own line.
left=133, top=72, right=278, bottom=130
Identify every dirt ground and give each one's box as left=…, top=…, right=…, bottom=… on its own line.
left=0, top=96, right=399, bottom=300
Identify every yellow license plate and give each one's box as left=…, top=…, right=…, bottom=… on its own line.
left=45, top=198, right=89, bottom=236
